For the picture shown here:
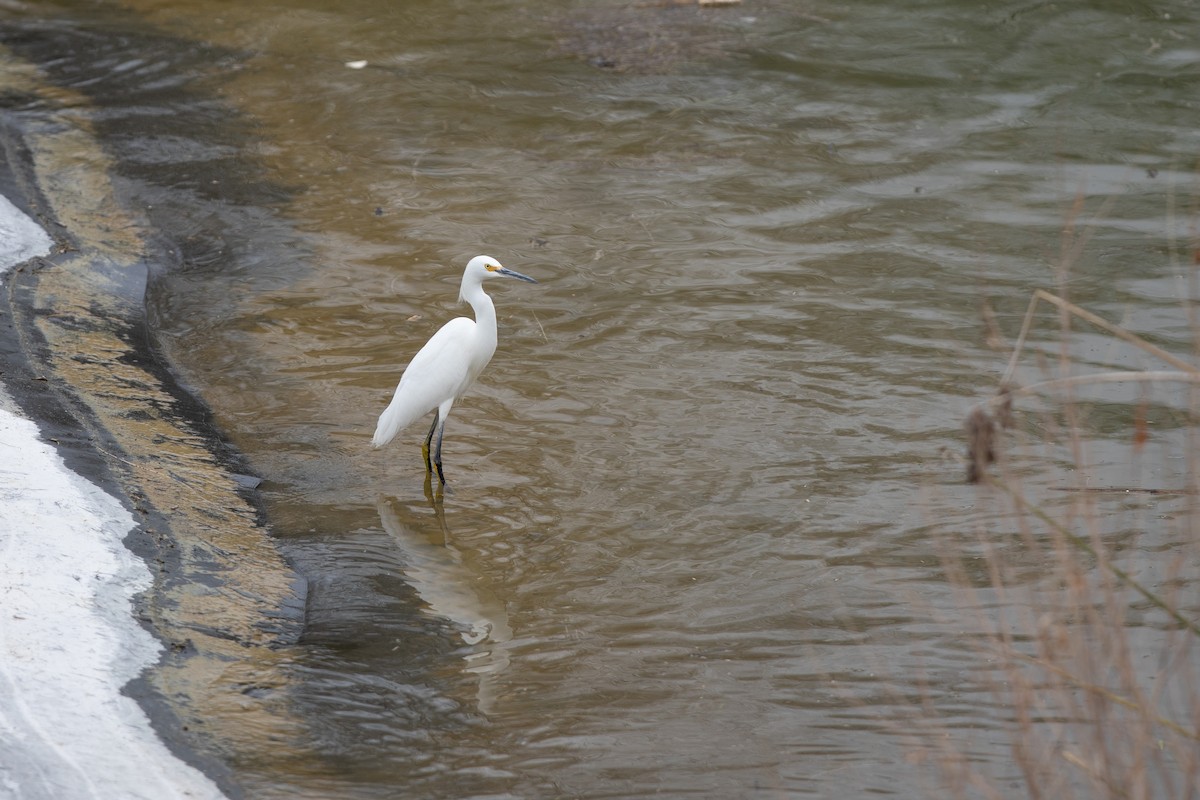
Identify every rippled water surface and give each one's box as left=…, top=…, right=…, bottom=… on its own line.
left=8, top=0, right=1200, bottom=796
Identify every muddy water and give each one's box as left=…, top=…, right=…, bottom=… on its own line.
left=8, top=0, right=1200, bottom=797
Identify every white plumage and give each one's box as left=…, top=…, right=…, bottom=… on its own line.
left=373, top=255, right=537, bottom=483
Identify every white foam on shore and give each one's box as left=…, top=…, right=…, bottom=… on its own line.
left=0, top=195, right=228, bottom=799
left=0, top=193, right=52, bottom=266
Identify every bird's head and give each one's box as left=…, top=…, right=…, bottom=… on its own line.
left=459, top=255, right=538, bottom=301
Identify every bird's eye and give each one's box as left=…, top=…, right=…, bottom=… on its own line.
left=486, top=265, right=498, bottom=271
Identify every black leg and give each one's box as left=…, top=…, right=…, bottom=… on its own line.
left=421, top=411, right=439, bottom=475
left=433, top=417, right=447, bottom=485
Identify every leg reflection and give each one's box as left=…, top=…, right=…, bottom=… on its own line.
left=376, top=494, right=511, bottom=716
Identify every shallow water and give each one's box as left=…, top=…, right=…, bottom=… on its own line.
left=6, top=0, right=1200, bottom=796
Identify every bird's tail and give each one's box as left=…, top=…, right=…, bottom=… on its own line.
left=372, top=407, right=405, bottom=450
left=369, top=417, right=403, bottom=448
left=371, top=424, right=396, bottom=449
left=373, top=388, right=439, bottom=448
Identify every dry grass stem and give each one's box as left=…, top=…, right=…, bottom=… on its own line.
left=940, top=228, right=1199, bottom=797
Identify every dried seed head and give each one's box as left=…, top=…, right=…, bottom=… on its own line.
left=965, top=407, right=996, bottom=484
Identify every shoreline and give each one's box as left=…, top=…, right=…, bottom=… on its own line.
left=0, top=190, right=230, bottom=798
left=0, top=35, right=305, bottom=799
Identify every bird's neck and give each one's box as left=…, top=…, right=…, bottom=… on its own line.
left=462, top=283, right=498, bottom=350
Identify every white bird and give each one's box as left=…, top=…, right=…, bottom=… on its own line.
left=372, top=255, right=538, bottom=484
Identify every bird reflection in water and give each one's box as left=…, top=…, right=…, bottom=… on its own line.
left=376, top=493, right=512, bottom=716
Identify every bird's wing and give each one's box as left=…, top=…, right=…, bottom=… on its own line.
left=372, top=317, right=476, bottom=447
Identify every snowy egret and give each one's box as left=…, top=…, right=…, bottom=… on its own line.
left=372, top=255, right=538, bottom=484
